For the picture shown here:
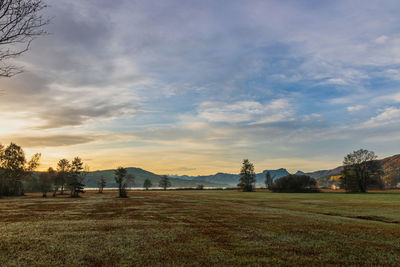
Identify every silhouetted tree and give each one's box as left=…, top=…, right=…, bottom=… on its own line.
left=115, top=167, right=128, bottom=197
left=265, top=171, right=273, bottom=189
left=24, top=174, right=39, bottom=192
left=159, top=175, right=171, bottom=191
left=48, top=167, right=59, bottom=197
left=68, top=157, right=85, bottom=198
left=56, top=159, right=70, bottom=195
left=238, top=159, right=256, bottom=192
left=97, top=176, right=106, bottom=193
left=0, top=143, right=40, bottom=196
left=342, top=149, right=382, bottom=192
left=143, top=178, right=152, bottom=190
left=38, top=168, right=54, bottom=197
left=0, top=0, right=48, bottom=77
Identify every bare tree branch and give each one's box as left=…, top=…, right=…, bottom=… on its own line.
left=0, top=0, right=48, bottom=77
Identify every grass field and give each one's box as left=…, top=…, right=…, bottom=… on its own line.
left=1, top=190, right=400, bottom=266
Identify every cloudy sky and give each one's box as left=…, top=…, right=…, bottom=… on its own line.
left=1, top=0, right=400, bottom=174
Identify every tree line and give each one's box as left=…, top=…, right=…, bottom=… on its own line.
left=1, top=143, right=397, bottom=197
left=0, top=143, right=88, bottom=197
left=239, top=148, right=398, bottom=193
left=237, top=158, right=320, bottom=193
left=0, top=143, right=40, bottom=196
left=0, top=142, right=174, bottom=198
left=111, top=167, right=171, bottom=197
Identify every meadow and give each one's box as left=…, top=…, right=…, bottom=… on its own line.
left=1, top=190, right=400, bottom=266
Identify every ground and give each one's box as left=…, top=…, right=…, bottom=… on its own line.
left=1, top=190, right=400, bottom=266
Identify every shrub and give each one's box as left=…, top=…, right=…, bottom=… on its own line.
left=271, top=174, right=319, bottom=193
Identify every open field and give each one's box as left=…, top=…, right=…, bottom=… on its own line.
left=1, top=191, right=400, bottom=266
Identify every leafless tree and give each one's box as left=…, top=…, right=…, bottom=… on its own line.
left=0, top=0, right=48, bottom=77
left=159, top=175, right=171, bottom=191
left=97, top=176, right=106, bottom=193
left=115, top=167, right=128, bottom=197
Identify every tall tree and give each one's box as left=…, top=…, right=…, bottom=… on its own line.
left=0, top=143, right=40, bottom=196
left=49, top=167, right=59, bottom=197
left=38, top=167, right=54, bottom=197
left=159, top=175, right=171, bottom=191
left=143, top=178, right=152, bottom=190
left=342, top=149, right=381, bottom=192
left=56, top=159, right=70, bottom=195
left=97, top=176, right=106, bottom=194
left=0, top=0, right=48, bottom=77
left=114, top=167, right=128, bottom=197
left=265, top=171, right=273, bottom=189
left=68, top=157, right=85, bottom=198
left=238, top=159, right=256, bottom=192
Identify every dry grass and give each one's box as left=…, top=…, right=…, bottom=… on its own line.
left=1, top=190, right=400, bottom=266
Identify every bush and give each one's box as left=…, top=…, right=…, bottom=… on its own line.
left=271, top=174, right=319, bottom=193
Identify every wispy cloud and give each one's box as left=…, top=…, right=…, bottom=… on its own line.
left=363, top=107, right=400, bottom=127
left=347, top=105, right=366, bottom=112
left=2, top=134, right=98, bottom=147
left=196, top=99, right=293, bottom=125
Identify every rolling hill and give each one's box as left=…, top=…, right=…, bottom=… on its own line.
left=84, top=168, right=226, bottom=188
left=171, top=168, right=291, bottom=187
left=306, top=154, right=400, bottom=187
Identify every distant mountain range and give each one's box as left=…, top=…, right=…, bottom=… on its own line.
left=170, top=168, right=291, bottom=187
left=306, top=154, right=400, bottom=187
left=84, top=167, right=227, bottom=188
left=84, top=154, right=400, bottom=188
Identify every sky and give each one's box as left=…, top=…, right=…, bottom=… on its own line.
left=1, top=0, right=400, bottom=175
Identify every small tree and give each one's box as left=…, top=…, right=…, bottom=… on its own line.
left=51, top=166, right=59, bottom=197
left=68, top=157, right=85, bottom=198
left=115, top=167, right=128, bottom=197
left=159, top=175, right=171, bottom=191
left=265, top=171, right=273, bottom=189
left=47, top=167, right=56, bottom=197
left=97, top=176, right=106, bottom=193
left=143, top=178, right=152, bottom=190
left=56, top=159, right=70, bottom=195
left=238, top=159, right=256, bottom=192
left=38, top=168, right=54, bottom=197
